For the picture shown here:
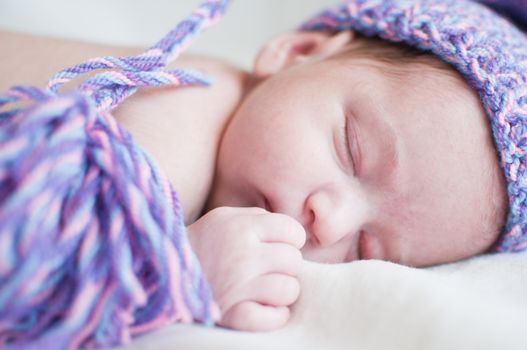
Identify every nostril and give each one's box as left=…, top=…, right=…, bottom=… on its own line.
left=303, top=202, right=319, bottom=245
left=307, top=207, right=316, bottom=227
left=305, top=212, right=321, bottom=247
left=263, top=197, right=273, bottom=212
left=301, top=199, right=315, bottom=226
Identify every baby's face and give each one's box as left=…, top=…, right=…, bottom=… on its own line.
left=207, top=55, right=507, bottom=267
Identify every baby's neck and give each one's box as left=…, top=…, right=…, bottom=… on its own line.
left=114, top=54, right=255, bottom=223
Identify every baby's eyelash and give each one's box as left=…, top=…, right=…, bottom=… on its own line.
left=342, top=116, right=356, bottom=175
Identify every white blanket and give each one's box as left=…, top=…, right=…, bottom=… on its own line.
left=119, top=251, right=527, bottom=350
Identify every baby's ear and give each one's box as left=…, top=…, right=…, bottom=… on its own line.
left=253, top=30, right=354, bottom=78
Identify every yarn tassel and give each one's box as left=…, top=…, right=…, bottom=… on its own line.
left=0, top=0, right=230, bottom=348
left=0, top=90, right=214, bottom=349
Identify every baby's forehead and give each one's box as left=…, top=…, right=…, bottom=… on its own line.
left=327, top=48, right=473, bottom=108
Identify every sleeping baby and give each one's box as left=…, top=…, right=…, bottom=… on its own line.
left=1, top=0, right=526, bottom=348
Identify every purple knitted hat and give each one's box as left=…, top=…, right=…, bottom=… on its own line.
left=301, top=0, right=527, bottom=252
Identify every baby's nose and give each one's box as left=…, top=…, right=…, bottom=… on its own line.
left=304, top=190, right=353, bottom=247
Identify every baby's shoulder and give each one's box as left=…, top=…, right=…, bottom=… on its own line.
left=113, top=55, right=246, bottom=223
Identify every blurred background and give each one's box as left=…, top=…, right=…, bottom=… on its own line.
left=0, top=0, right=338, bottom=68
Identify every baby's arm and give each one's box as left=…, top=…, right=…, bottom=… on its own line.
left=187, top=207, right=306, bottom=331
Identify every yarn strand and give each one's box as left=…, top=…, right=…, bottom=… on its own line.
left=46, top=0, right=227, bottom=112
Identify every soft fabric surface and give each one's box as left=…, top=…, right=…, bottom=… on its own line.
left=118, top=251, right=527, bottom=350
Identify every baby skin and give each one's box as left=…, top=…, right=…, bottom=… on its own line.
left=0, top=30, right=507, bottom=331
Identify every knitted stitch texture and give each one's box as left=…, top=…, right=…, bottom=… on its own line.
left=0, top=1, right=228, bottom=348
left=301, top=0, right=527, bottom=252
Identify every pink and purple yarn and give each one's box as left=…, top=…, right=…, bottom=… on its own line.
left=0, top=1, right=228, bottom=348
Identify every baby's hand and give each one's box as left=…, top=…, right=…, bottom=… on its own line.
left=187, top=207, right=305, bottom=331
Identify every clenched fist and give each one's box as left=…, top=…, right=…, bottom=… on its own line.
left=187, top=207, right=306, bottom=331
